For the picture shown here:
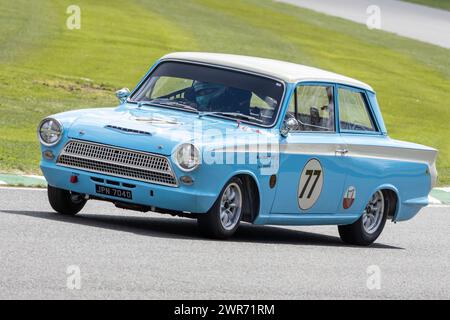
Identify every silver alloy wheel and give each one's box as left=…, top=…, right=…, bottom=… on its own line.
left=219, top=182, right=243, bottom=231
left=362, top=190, right=385, bottom=234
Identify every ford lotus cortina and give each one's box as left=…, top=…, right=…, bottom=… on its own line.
left=38, top=52, right=438, bottom=245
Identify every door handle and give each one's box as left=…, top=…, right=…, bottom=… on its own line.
left=335, top=148, right=348, bottom=156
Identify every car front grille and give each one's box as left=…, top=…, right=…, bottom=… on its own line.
left=57, top=140, right=178, bottom=187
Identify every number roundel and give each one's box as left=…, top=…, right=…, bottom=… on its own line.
left=298, top=159, right=323, bottom=210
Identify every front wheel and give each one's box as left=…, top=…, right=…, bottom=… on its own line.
left=338, top=190, right=388, bottom=246
left=47, top=185, right=87, bottom=215
left=197, top=177, right=244, bottom=239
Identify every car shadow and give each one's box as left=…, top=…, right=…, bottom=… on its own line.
left=1, top=210, right=403, bottom=249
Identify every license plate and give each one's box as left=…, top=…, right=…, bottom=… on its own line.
left=95, top=185, right=132, bottom=200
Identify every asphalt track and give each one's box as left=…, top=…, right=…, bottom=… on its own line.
left=277, top=0, right=450, bottom=48
left=0, top=187, right=449, bottom=299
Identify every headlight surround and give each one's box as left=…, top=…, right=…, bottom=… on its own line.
left=38, top=118, right=63, bottom=146
left=174, top=143, right=200, bottom=172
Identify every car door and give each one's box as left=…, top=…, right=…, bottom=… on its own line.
left=271, top=83, right=348, bottom=215
left=336, top=85, right=384, bottom=214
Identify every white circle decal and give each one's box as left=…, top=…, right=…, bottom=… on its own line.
left=298, top=159, right=324, bottom=210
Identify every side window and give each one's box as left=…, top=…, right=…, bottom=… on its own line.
left=285, top=85, right=335, bottom=132
left=338, top=88, right=376, bottom=132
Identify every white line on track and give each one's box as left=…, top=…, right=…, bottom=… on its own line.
left=0, top=186, right=46, bottom=191
left=428, top=195, right=442, bottom=205
left=23, top=175, right=46, bottom=180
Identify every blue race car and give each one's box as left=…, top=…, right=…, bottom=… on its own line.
left=38, top=52, right=438, bottom=245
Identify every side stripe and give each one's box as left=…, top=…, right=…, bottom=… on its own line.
left=214, top=143, right=437, bottom=166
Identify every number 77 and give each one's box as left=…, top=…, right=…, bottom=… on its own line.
left=299, top=170, right=322, bottom=199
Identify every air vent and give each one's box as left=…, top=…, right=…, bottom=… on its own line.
left=105, top=125, right=151, bottom=136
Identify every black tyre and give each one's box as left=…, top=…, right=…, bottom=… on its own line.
left=197, top=177, right=244, bottom=239
left=47, top=185, right=87, bottom=215
left=338, top=190, right=388, bottom=246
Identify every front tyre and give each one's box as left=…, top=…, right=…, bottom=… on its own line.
left=197, top=177, right=244, bottom=239
left=338, top=190, right=388, bottom=246
left=47, top=185, right=87, bottom=215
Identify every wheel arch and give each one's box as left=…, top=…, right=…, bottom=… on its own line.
left=372, top=184, right=400, bottom=221
left=229, top=171, right=261, bottom=223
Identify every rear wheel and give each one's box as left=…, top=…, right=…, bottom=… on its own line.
left=197, top=177, right=244, bottom=239
left=47, top=185, right=87, bottom=215
left=338, top=190, right=388, bottom=246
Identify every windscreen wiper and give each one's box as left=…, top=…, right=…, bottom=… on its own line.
left=138, top=99, right=198, bottom=112
left=147, top=99, right=198, bottom=112
left=199, top=112, right=264, bottom=123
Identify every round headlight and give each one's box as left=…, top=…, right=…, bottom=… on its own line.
left=38, top=118, right=63, bottom=146
left=174, top=143, right=200, bottom=172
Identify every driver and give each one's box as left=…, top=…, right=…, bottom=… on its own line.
left=192, top=81, right=226, bottom=110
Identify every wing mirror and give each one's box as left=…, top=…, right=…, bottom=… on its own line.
left=115, top=88, right=131, bottom=104
left=280, top=117, right=299, bottom=137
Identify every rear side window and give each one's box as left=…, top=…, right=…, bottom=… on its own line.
left=338, top=88, right=376, bottom=132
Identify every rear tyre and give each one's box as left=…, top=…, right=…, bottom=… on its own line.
left=338, top=190, right=388, bottom=246
left=47, top=185, right=86, bottom=215
left=197, top=177, right=244, bottom=239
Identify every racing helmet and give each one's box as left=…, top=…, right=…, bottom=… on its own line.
left=192, top=81, right=226, bottom=109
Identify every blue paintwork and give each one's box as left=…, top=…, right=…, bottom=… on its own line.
left=270, top=134, right=347, bottom=215
left=39, top=58, right=437, bottom=227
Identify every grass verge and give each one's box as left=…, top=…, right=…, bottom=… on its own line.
left=0, top=0, right=449, bottom=184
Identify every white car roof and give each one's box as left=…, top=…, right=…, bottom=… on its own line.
left=161, top=52, right=373, bottom=91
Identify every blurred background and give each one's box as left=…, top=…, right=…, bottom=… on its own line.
left=0, top=0, right=449, bottom=184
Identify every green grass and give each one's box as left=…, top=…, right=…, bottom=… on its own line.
left=403, top=0, right=450, bottom=11
left=0, top=0, right=449, bottom=185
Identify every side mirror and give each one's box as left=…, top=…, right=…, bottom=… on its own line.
left=280, top=117, right=299, bottom=137
left=115, top=88, right=131, bottom=104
